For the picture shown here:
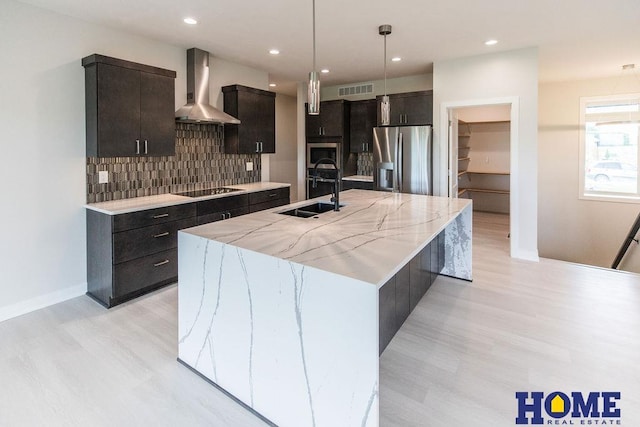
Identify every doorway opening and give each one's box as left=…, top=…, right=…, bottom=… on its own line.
left=444, top=99, right=519, bottom=257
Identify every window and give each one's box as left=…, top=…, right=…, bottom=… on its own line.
left=580, top=94, right=640, bottom=202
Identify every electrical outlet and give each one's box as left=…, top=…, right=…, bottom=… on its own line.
left=98, top=170, right=109, bottom=184
left=246, top=162, right=254, bottom=172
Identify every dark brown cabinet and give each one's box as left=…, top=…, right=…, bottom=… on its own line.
left=376, top=90, right=433, bottom=126
left=83, top=54, right=177, bottom=157
left=341, top=179, right=373, bottom=191
left=349, top=99, right=377, bottom=153
left=249, top=187, right=290, bottom=212
left=87, top=203, right=196, bottom=308
left=378, top=230, right=444, bottom=354
left=305, top=100, right=350, bottom=138
left=196, top=194, right=250, bottom=225
left=87, top=186, right=290, bottom=308
left=222, top=85, right=276, bottom=154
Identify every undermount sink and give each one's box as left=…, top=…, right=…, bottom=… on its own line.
left=279, top=202, right=344, bottom=218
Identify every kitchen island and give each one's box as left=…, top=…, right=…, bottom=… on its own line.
left=177, top=190, right=472, bottom=427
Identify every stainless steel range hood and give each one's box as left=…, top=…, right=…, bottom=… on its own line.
left=175, top=48, right=240, bottom=124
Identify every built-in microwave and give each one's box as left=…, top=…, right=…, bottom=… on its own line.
left=307, top=142, right=341, bottom=169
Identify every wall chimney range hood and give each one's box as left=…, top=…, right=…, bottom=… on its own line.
left=175, top=48, right=240, bottom=124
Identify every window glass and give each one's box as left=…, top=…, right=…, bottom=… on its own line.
left=581, top=95, right=640, bottom=200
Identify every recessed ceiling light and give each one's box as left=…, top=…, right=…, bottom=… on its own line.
left=269, top=83, right=277, bottom=87
left=183, top=17, right=197, bottom=25
left=321, top=69, right=330, bottom=74
left=485, top=39, right=498, bottom=46
left=391, top=57, right=402, bottom=62
left=269, top=49, right=280, bottom=55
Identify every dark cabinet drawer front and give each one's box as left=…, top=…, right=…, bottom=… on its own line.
left=249, top=187, right=289, bottom=205
left=197, top=194, right=248, bottom=216
left=113, top=203, right=196, bottom=232
left=113, top=249, right=177, bottom=298
left=197, top=206, right=250, bottom=225
left=113, top=217, right=196, bottom=264
left=342, top=180, right=373, bottom=190
left=249, top=197, right=289, bottom=213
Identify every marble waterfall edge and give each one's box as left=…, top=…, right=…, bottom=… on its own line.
left=442, top=203, right=472, bottom=280
left=178, top=232, right=379, bottom=427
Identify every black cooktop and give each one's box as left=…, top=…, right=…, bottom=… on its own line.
left=173, top=187, right=241, bottom=198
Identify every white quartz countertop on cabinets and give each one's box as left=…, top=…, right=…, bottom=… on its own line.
left=181, top=189, right=471, bottom=287
left=342, top=175, right=373, bottom=182
left=84, top=182, right=291, bottom=215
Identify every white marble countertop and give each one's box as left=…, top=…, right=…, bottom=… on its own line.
left=342, top=175, right=373, bottom=182
left=181, top=189, right=471, bottom=287
left=85, top=182, right=291, bottom=215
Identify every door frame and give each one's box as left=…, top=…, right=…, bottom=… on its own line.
left=440, top=96, right=520, bottom=258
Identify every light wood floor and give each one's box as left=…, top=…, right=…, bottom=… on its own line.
left=1, top=212, right=639, bottom=426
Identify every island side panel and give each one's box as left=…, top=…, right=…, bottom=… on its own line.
left=441, top=203, right=472, bottom=280
left=178, top=231, right=380, bottom=427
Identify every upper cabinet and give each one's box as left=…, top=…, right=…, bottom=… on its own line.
left=83, top=54, right=177, bottom=157
left=222, top=85, right=276, bottom=154
left=376, top=90, right=433, bottom=126
left=305, top=100, right=350, bottom=139
left=349, top=99, right=377, bottom=153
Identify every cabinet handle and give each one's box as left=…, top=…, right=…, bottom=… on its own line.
left=256, top=142, right=260, bottom=153
left=260, top=141, right=264, bottom=152
left=221, top=213, right=227, bottom=220
left=136, top=139, right=140, bottom=154
left=144, top=139, right=148, bottom=154
left=227, top=211, right=232, bottom=218
left=153, top=260, right=170, bottom=267
left=268, top=193, right=277, bottom=197
left=152, top=213, right=169, bottom=219
left=153, top=232, right=169, bottom=238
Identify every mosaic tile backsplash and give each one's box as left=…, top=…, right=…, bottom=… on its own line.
left=86, top=123, right=261, bottom=203
left=357, top=152, right=373, bottom=176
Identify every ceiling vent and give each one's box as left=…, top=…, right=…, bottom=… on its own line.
left=338, top=83, right=374, bottom=97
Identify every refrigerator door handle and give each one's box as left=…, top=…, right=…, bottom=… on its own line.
left=397, top=131, right=404, bottom=193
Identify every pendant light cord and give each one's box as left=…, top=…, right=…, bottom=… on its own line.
left=383, top=33, right=387, bottom=96
left=312, top=0, right=316, bottom=71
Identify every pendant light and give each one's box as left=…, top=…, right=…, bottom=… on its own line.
left=307, top=0, right=320, bottom=115
left=379, top=24, right=392, bottom=126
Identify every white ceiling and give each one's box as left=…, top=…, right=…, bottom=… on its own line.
left=19, top=0, right=640, bottom=95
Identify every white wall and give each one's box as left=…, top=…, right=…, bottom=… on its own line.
left=0, top=0, right=268, bottom=321
left=433, top=48, right=539, bottom=260
left=465, top=122, right=511, bottom=173
left=321, top=74, right=433, bottom=101
left=271, top=94, right=299, bottom=201
left=539, top=75, right=640, bottom=272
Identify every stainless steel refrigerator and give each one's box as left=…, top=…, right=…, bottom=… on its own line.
left=373, top=126, right=433, bottom=194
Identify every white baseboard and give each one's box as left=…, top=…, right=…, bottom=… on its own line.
left=0, top=283, right=87, bottom=323
left=512, top=248, right=540, bottom=262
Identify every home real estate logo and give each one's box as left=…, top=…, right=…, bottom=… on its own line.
left=515, top=391, right=621, bottom=425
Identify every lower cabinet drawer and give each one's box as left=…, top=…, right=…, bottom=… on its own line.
left=249, top=197, right=290, bottom=213
left=113, top=249, right=177, bottom=299
left=248, top=187, right=289, bottom=205
left=113, top=203, right=196, bottom=233
left=342, top=180, right=373, bottom=190
left=197, top=206, right=250, bottom=225
left=113, top=217, right=196, bottom=264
